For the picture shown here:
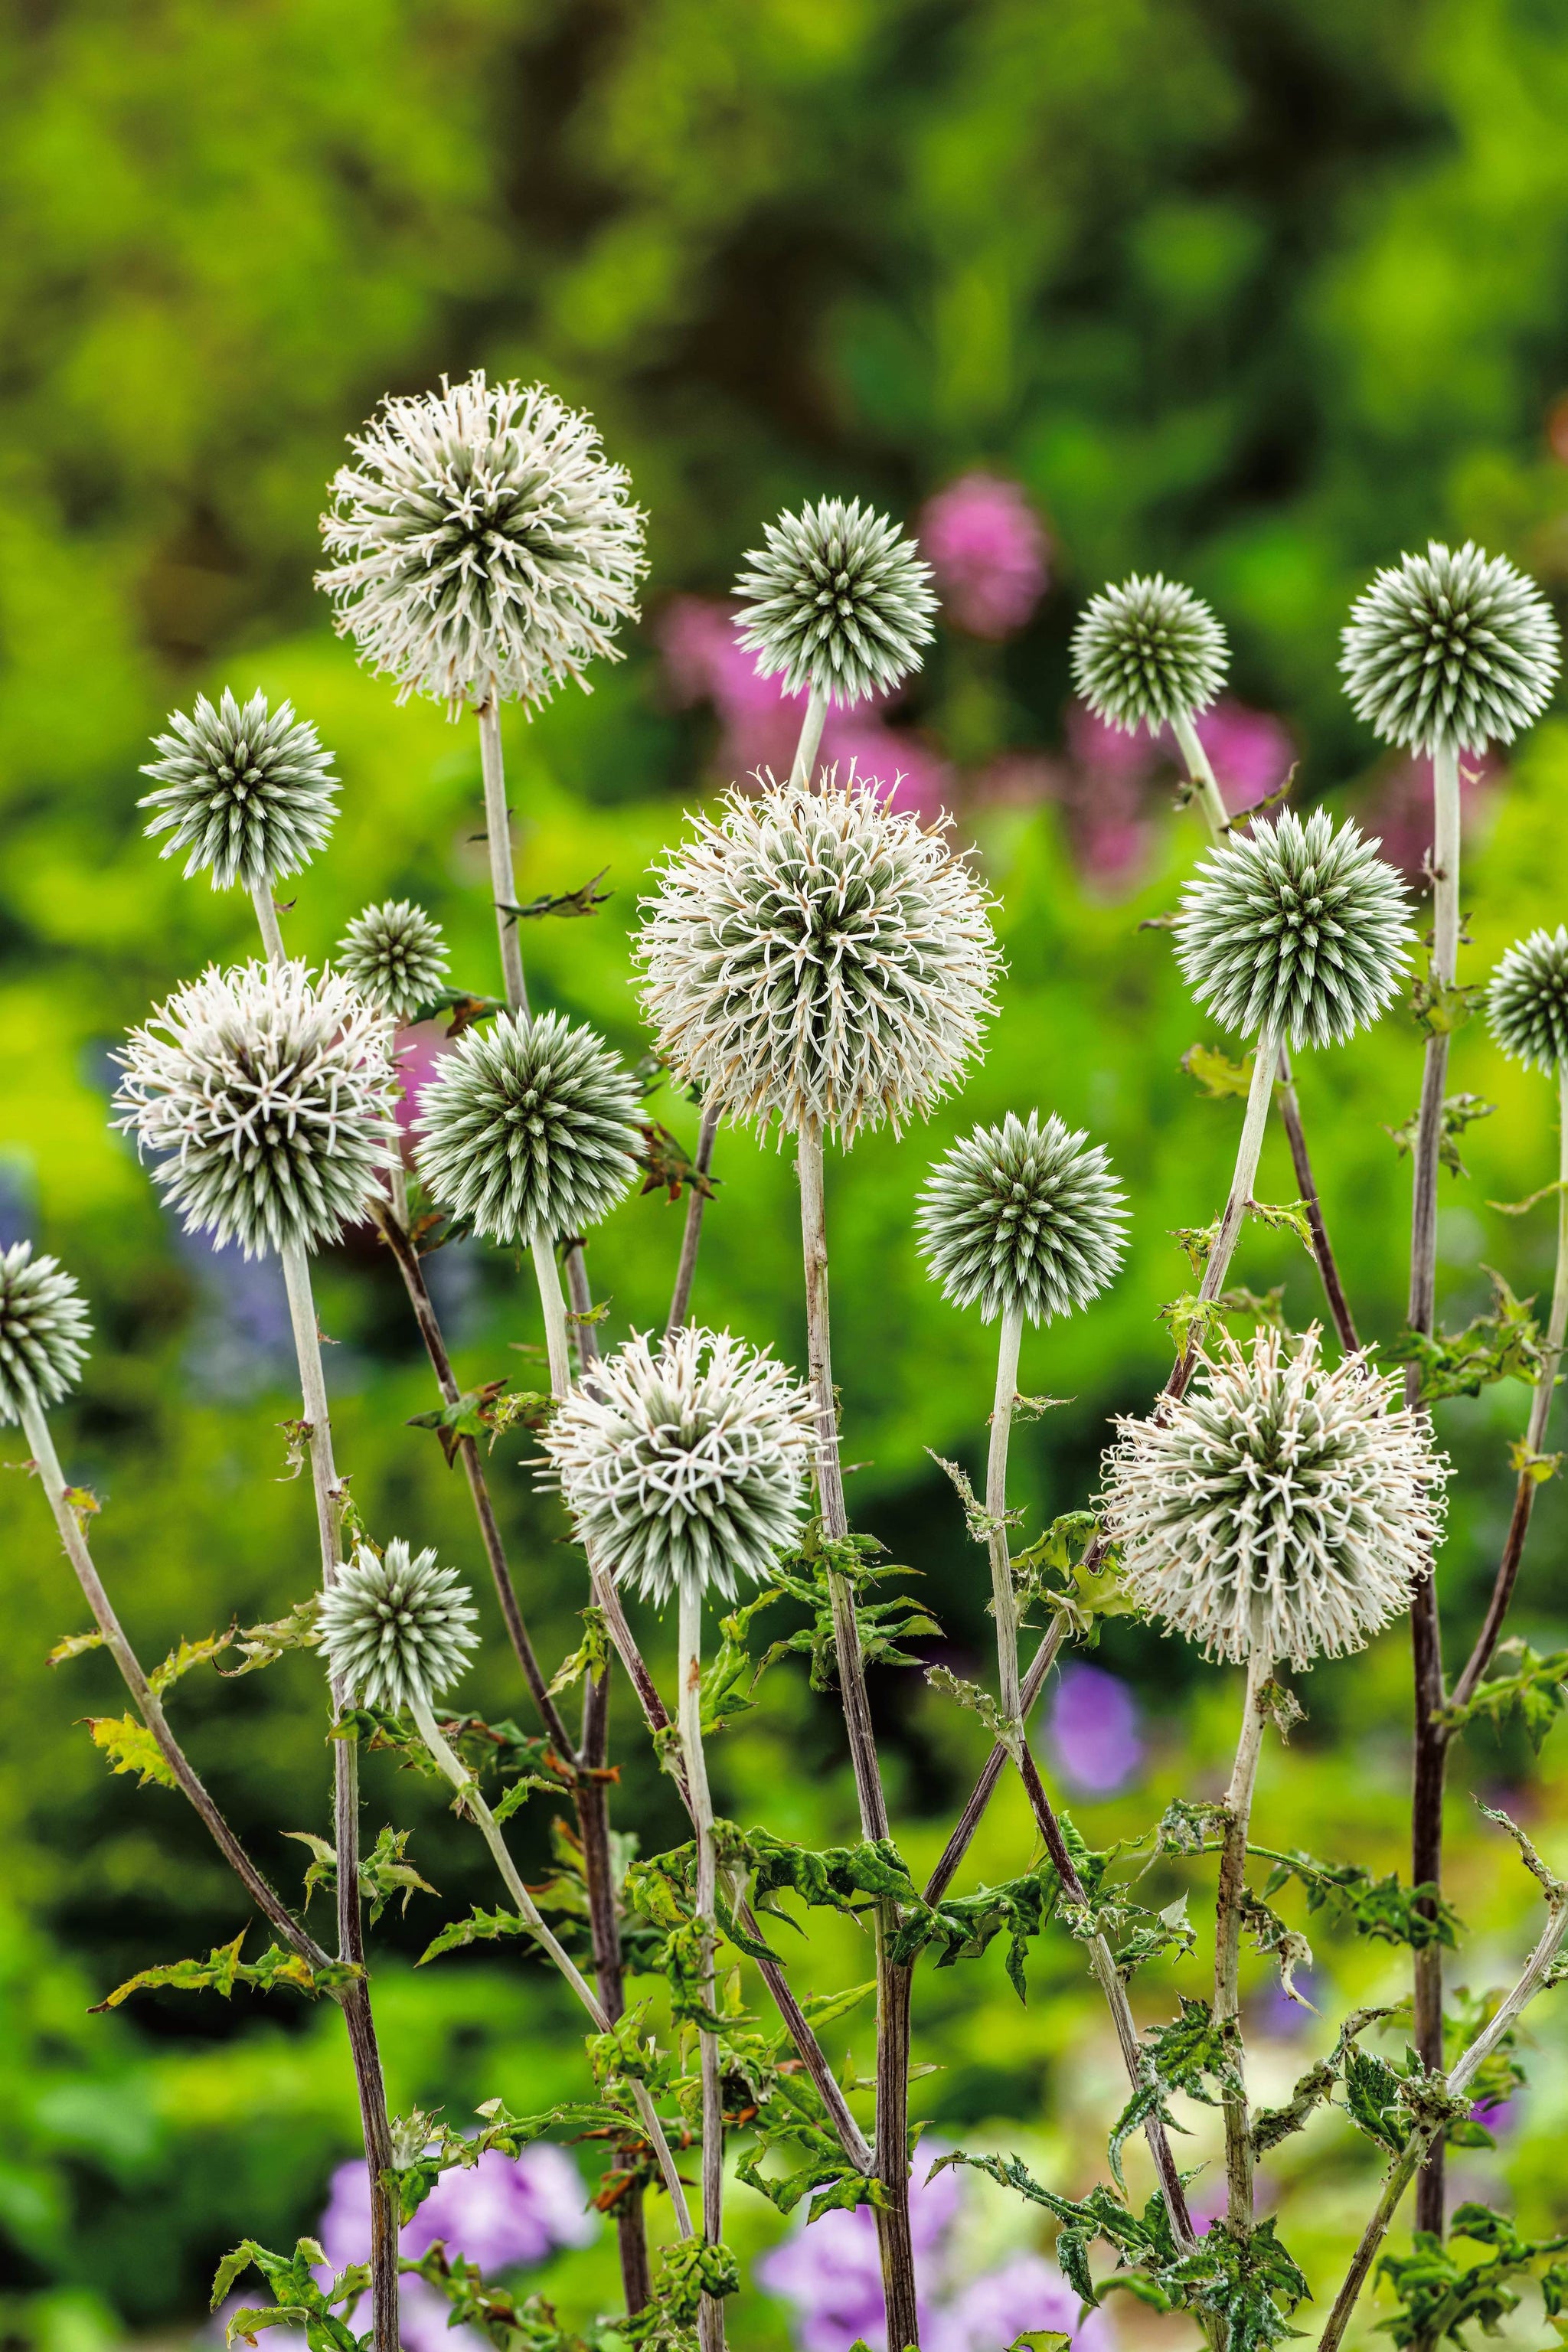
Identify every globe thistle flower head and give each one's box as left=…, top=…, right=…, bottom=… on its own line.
left=0, top=1243, right=90, bottom=1426
left=414, top=1009, right=642, bottom=1246
left=337, top=900, right=449, bottom=1025
left=318, top=372, right=646, bottom=711
left=916, top=1112, right=1127, bottom=1326
left=139, top=689, right=338, bottom=893
left=1070, top=574, right=1228, bottom=734
left=1488, top=926, right=1568, bottom=1073
left=733, top=498, right=938, bottom=706
left=318, top=1540, right=481, bottom=1711
left=113, top=961, right=399, bottom=1259
left=1340, top=540, right=1560, bottom=753
left=637, top=773, right=999, bottom=1144
left=1101, top=1327, right=1446, bottom=1669
left=538, top=1326, right=817, bottom=1606
left=1174, top=807, right=1411, bottom=1050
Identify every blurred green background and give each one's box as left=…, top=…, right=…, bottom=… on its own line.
left=6, top=2, right=1568, bottom=2344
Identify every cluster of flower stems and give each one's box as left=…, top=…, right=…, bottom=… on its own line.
left=24, top=694, right=1568, bottom=2352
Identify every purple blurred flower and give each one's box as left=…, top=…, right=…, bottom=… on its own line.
left=1183, top=701, right=1296, bottom=816
left=928, top=2256, right=1111, bottom=2352
left=1470, top=2096, right=1517, bottom=2138
left=919, top=475, right=1050, bottom=640
left=1045, top=1664, right=1145, bottom=1795
left=1258, top=1967, right=1320, bottom=2040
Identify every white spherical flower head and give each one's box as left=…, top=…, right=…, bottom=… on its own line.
left=1488, top=927, right=1568, bottom=1074
left=318, top=371, right=647, bottom=711
left=319, top=1540, right=481, bottom=1712
left=1070, top=574, right=1228, bottom=733
left=140, top=688, right=338, bottom=893
left=539, top=1326, right=818, bottom=1606
left=1101, top=1327, right=1446, bottom=1669
left=337, top=900, right=450, bottom=1026
left=114, top=961, right=399, bottom=1259
left=414, top=1008, right=642, bottom=1246
left=734, top=497, right=938, bottom=705
left=638, top=773, right=1000, bottom=1143
left=916, top=1112, right=1127, bottom=1326
left=0, top=1243, right=91, bottom=1426
left=1341, top=539, right=1560, bottom=753
left=1174, top=807, right=1411, bottom=1050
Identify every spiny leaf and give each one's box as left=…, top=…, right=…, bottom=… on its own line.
left=85, top=1713, right=178, bottom=1791
left=149, top=1627, right=234, bottom=1695
left=96, top=1932, right=359, bottom=2011
left=1387, top=1266, right=1545, bottom=1403
left=547, top=1608, right=611, bottom=1699
left=47, top=1629, right=104, bottom=1666
left=222, top=1596, right=320, bottom=1677
left=1181, top=1041, right=1255, bottom=1100
left=1385, top=1091, right=1495, bottom=1179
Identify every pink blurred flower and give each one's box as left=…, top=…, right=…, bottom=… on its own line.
left=1357, top=749, right=1503, bottom=885
left=1184, top=701, right=1296, bottom=817
left=920, top=475, right=1050, bottom=639
left=1046, top=1662, right=1145, bottom=1795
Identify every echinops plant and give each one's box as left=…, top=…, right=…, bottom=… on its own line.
left=20, top=394, right=1568, bottom=2352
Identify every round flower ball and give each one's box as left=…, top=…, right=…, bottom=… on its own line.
left=917, top=1112, right=1127, bottom=1325
left=113, top=961, right=399, bottom=1259
left=0, top=1243, right=90, bottom=1426
left=1100, top=1327, right=1447, bottom=1669
left=1070, top=574, right=1227, bottom=734
left=734, top=498, right=937, bottom=705
left=338, top=900, right=449, bottom=1026
left=1340, top=539, right=1560, bottom=753
left=318, top=371, right=647, bottom=711
left=414, top=1009, right=642, bottom=1245
left=637, top=773, right=999, bottom=1143
left=319, top=1540, right=480, bottom=1711
left=1488, top=927, right=1568, bottom=1074
left=1174, top=807, right=1411, bottom=1050
left=140, top=688, right=338, bottom=894
left=539, top=1326, right=818, bottom=1606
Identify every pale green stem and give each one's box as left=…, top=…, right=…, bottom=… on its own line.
left=987, top=1302, right=1025, bottom=1729
left=530, top=1229, right=574, bottom=1402
left=1527, top=1058, right=1568, bottom=1460
left=789, top=684, right=828, bottom=787
left=1216, top=1635, right=1272, bottom=2249
left=677, top=1576, right=726, bottom=2351
left=250, top=882, right=287, bottom=965
left=479, top=696, right=529, bottom=1017
left=1171, top=710, right=1230, bottom=842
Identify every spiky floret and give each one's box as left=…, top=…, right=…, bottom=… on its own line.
left=1488, top=927, right=1568, bottom=1073
left=1070, top=574, right=1228, bottom=733
left=1340, top=539, right=1560, bottom=753
left=318, top=372, right=646, bottom=711
left=337, top=900, right=449, bottom=1026
left=1100, top=1327, right=1446, bottom=1668
left=413, top=1009, right=642, bottom=1245
left=637, top=773, right=999, bottom=1143
left=733, top=498, right=938, bottom=706
left=139, top=689, right=338, bottom=893
left=318, top=1540, right=480, bottom=1711
left=1173, top=808, right=1410, bottom=1050
left=113, top=961, right=399, bottom=1259
left=916, top=1112, right=1127, bottom=1326
left=539, top=1326, right=817, bottom=1606
left=0, top=1243, right=90, bottom=1426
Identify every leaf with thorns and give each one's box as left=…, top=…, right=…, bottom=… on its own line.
left=1383, top=1091, right=1495, bottom=1179
left=498, top=868, right=612, bottom=926
left=1387, top=1266, right=1545, bottom=1402
left=635, top=1120, right=718, bottom=1204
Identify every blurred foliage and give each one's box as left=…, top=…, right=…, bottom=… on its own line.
left=5, top=0, right=1568, bottom=2344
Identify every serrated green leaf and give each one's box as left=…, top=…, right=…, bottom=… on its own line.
left=85, top=1713, right=178, bottom=1791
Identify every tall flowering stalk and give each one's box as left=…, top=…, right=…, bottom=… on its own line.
left=1071, top=573, right=1229, bottom=835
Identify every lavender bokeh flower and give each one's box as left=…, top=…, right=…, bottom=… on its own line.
left=919, top=474, right=1050, bottom=640
left=1046, top=697, right=1295, bottom=884
left=929, top=2256, right=1111, bottom=2352
left=1045, top=1662, right=1145, bottom=1795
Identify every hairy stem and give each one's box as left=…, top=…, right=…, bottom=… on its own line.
left=1275, top=1050, right=1361, bottom=1353
left=923, top=1617, right=1067, bottom=1906
left=1171, top=710, right=1230, bottom=841
left=1216, top=1640, right=1272, bottom=2239
left=250, top=883, right=287, bottom=965
left=1171, top=1020, right=1281, bottom=1400
left=667, top=1103, right=721, bottom=1338
left=676, top=1577, right=726, bottom=2352
left=278, top=1233, right=398, bottom=2352
left=1408, top=736, right=1461, bottom=2236
left=563, top=1236, right=602, bottom=1373
left=789, top=684, right=828, bottom=788
left=479, top=697, right=529, bottom=1017
left=987, top=1304, right=1025, bottom=1726
left=531, top=1230, right=575, bottom=1401
left=409, top=1693, right=692, bottom=2230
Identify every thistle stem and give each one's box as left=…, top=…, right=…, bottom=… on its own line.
left=531, top=1230, right=575, bottom=1402
left=250, top=883, right=287, bottom=965
left=479, top=697, right=529, bottom=1018
left=1171, top=710, right=1230, bottom=841
left=1275, top=1052, right=1361, bottom=1354
left=676, top=1576, right=726, bottom=2352
left=789, top=684, right=828, bottom=787
left=923, top=1615, right=1068, bottom=1906
left=278, top=1233, right=398, bottom=2352
left=987, top=1304, right=1025, bottom=1727
left=1408, top=736, right=1461, bottom=2235
left=1216, top=1638, right=1272, bottom=2240
left=1171, top=1019, right=1281, bottom=1399
left=407, top=1691, right=692, bottom=2232
left=667, top=1103, right=721, bottom=1338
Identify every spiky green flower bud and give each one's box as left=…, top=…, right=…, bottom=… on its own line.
left=318, top=1540, right=480, bottom=1710
left=413, top=1009, right=642, bottom=1245
left=139, top=689, right=338, bottom=893
left=1174, top=808, right=1410, bottom=1049
left=1487, top=927, right=1568, bottom=1073
left=1340, top=539, right=1560, bottom=753
left=916, top=1112, right=1127, bottom=1326
left=337, top=900, right=449, bottom=1026
left=734, top=498, right=937, bottom=706
left=0, top=1243, right=91, bottom=1426
left=1070, top=574, right=1228, bottom=733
